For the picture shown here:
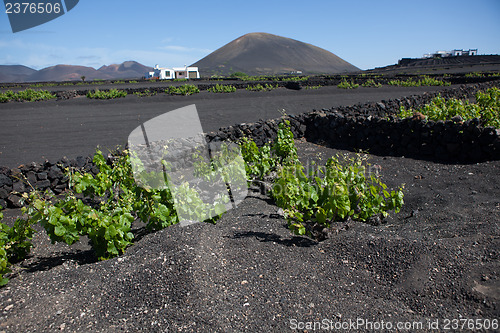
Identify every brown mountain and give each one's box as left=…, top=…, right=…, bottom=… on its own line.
left=96, top=61, right=153, bottom=80
left=0, top=61, right=153, bottom=83
left=0, top=65, right=37, bottom=82
left=27, top=64, right=97, bottom=82
left=191, top=32, right=359, bottom=76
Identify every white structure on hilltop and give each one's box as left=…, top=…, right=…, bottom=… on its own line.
left=146, top=65, right=200, bottom=80
left=423, top=49, right=478, bottom=58
left=452, top=49, right=477, bottom=56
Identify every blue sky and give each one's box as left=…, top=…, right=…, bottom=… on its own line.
left=0, top=0, right=499, bottom=70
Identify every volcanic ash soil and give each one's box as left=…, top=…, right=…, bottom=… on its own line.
left=0, top=141, right=499, bottom=332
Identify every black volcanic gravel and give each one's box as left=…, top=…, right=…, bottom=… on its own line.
left=0, top=141, right=498, bottom=332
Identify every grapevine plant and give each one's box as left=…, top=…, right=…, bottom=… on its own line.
left=86, top=89, right=127, bottom=99
left=208, top=84, right=237, bottom=93
left=399, top=87, right=500, bottom=128
left=0, top=89, right=56, bottom=103
left=165, top=84, right=200, bottom=95
left=239, top=120, right=405, bottom=236
left=0, top=208, right=36, bottom=285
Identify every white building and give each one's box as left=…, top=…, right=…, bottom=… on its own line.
left=148, top=65, right=200, bottom=80
left=452, top=49, right=478, bottom=56
left=423, top=49, right=478, bottom=58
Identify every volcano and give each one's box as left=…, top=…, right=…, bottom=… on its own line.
left=191, top=32, right=359, bottom=76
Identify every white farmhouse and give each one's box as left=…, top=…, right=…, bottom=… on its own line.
left=149, top=65, right=200, bottom=80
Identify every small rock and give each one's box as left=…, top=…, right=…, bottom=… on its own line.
left=7, top=194, right=22, bottom=208
left=37, top=172, right=48, bottom=181
left=0, top=174, right=12, bottom=187
left=12, top=181, right=26, bottom=193
left=451, top=115, right=463, bottom=124
left=4, top=304, right=13, bottom=311
left=26, top=171, right=37, bottom=185
left=284, top=81, right=302, bottom=90
left=35, top=180, right=51, bottom=190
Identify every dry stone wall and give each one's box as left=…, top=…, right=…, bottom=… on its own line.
left=1, top=82, right=499, bottom=209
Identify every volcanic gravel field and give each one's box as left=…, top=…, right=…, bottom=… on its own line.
left=0, top=82, right=499, bottom=332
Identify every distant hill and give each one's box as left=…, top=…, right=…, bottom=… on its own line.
left=191, top=32, right=359, bottom=76
left=0, top=61, right=153, bottom=83
left=96, top=61, right=153, bottom=80
left=0, top=65, right=37, bottom=83
left=28, top=65, right=97, bottom=82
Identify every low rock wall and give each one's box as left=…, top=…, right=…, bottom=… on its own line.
left=1, top=82, right=499, bottom=209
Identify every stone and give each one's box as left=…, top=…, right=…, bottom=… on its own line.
left=0, top=188, right=8, bottom=199
left=37, top=172, right=48, bottom=181
left=48, top=166, right=63, bottom=180
left=0, top=166, right=10, bottom=176
left=7, top=194, right=22, bottom=208
left=284, top=81, right=301, bottom=90
left=35, top=180, right=51, bottom=190
left=75, top=156, right=87, bottom=168
left=10, top=168, right=22, bottom=178
left=29, top=162, right=42, bottom=172
left=26, top=171, right=37, bottom=186
left=12, top=181, right=26, bottom=193
left=0, top=174, right=12, bottom=187
left=451, top=115, right=463, bottom=124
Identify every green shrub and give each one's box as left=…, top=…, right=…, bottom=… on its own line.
left=12, top=144, right=231, bottom=265
left=239, top=138, right=276, bottom=182
left=18, top=149, right=179, bottom=260
left=338, top=80, right=359, bottom=89
left=398, top=87, right=500, bottom=128
left=0, top=89, right=56, bottom=102
left=274, top=76, right=310, bottom=82
left=134, top=89, right=156, bottom=97
left=230, top=72, right=249, bottom=79
left=30, top=83, right=57, bottom=88
left=305, top=85, right=322, bottom=90
left=238, top=120, right=404, bottom=237
left=165, top=84, right=200, bottom=95
left=87, top=89, right=127, bottom=99
left=389, top=76, right=450, bottom=87
left=0, top=208, right=36, bottom=286
left=208, top=84, right=237, bottom=93
left=0, top=209, right=9, bottom=286
left=361, top=79, right=382, bottom=88
left=246, top=83, right=278, bottom=91
left=466, top=72, right=485, bottom=78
